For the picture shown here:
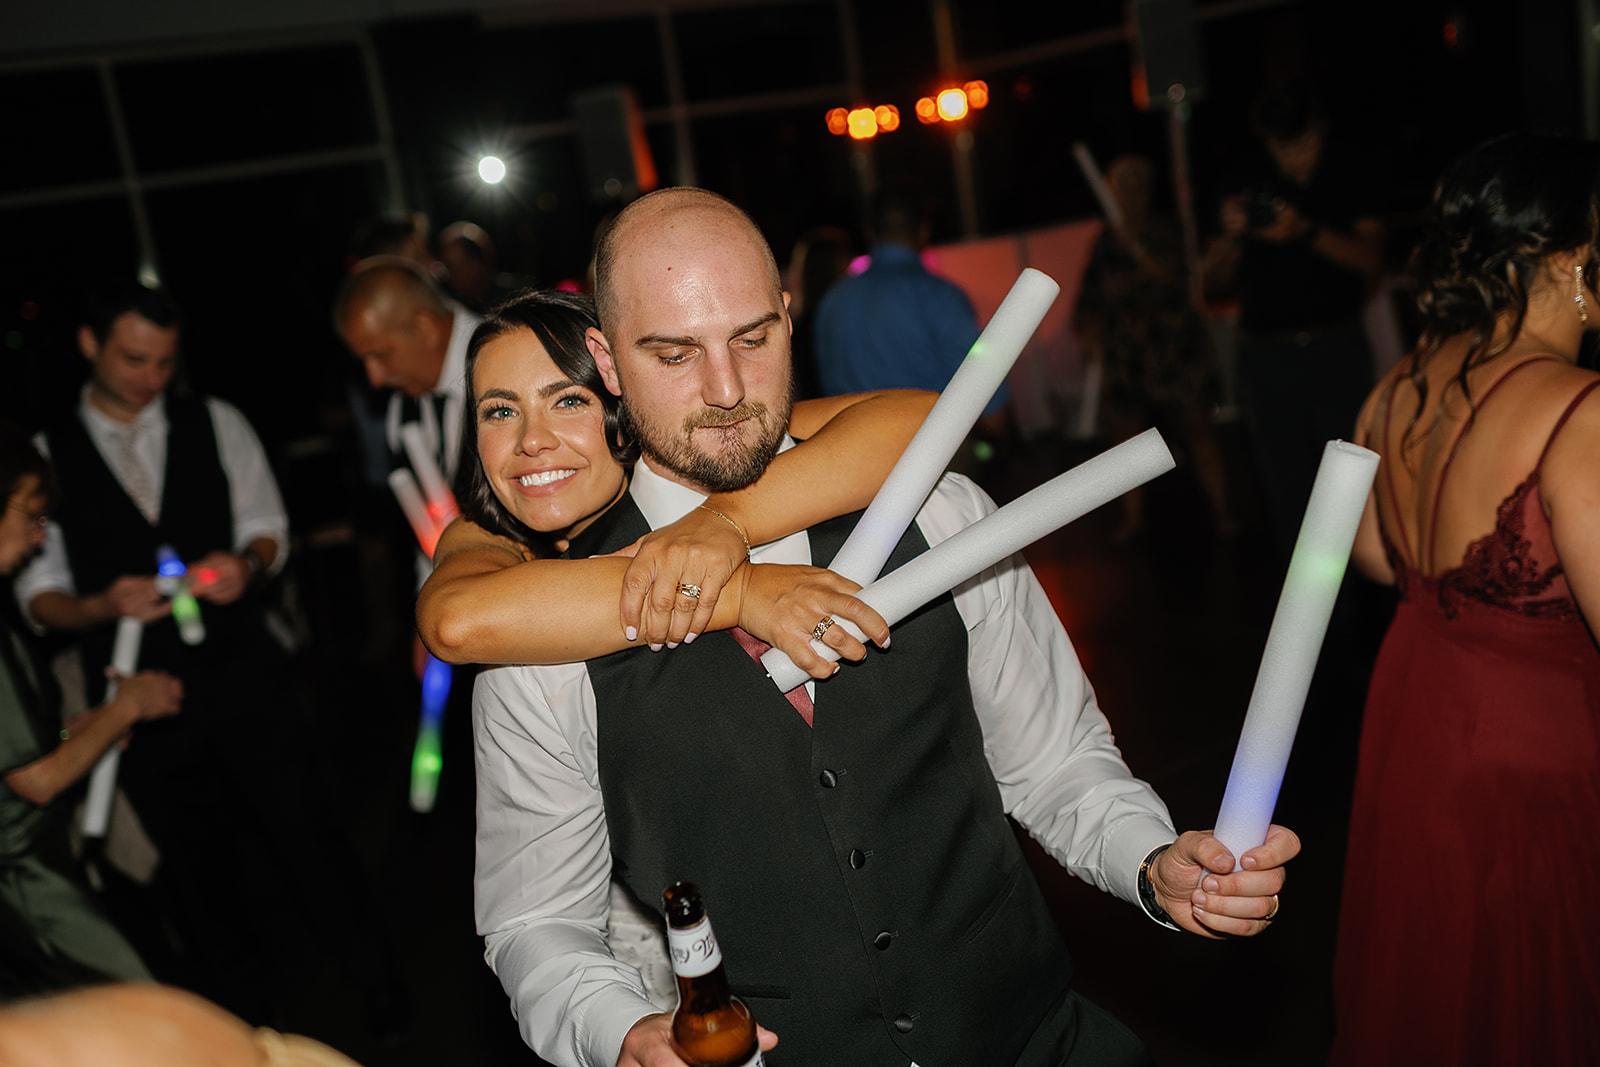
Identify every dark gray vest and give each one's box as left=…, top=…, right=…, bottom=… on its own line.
left=572, top=496, right=1073, bottom=1066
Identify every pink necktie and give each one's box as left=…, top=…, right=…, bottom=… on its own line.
left=728, top=627, right=813, bottom=727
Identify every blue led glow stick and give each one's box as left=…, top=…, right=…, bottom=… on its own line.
left=410, top=653, right=452, bottom=813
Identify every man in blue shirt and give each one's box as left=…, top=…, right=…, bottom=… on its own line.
left=813, top=188, right=1008, bottom=428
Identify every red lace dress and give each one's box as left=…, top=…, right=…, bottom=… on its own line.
left=1330, top=362, right=1600, bottom=1066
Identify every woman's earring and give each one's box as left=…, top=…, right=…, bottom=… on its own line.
left=1577, top=263, right=1590, bottom=326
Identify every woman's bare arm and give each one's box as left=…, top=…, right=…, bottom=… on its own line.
left=416, top=389, right=932, bottom=666
left=620, top=389, right=936, bottom=645
left=1349, top=382, right=1396, bottom=586
left=1540, top=382, right=1600, bottom=639
left=417, top=519, right=887, bottom=672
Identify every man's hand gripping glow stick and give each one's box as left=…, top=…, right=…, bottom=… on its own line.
left=760, top=268, right=1061, bottom=691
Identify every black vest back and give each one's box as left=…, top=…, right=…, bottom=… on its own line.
left=572, top=495, right=1073, bottom=1066
left=45, top=398, right=261, bottom=701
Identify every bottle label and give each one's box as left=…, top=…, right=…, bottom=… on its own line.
left=666, top=915, right=723, bottom=978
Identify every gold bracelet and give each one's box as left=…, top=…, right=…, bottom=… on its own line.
left=696, top=505, right=751, bottom=560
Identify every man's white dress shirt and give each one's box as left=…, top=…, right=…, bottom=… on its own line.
left=383, top=300, right=478, bottom=484
left=16, top=389, right=289, bottom=613
left=473, top=447, right=1177, bottom=1067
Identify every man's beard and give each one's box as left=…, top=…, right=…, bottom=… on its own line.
left=620, top=391, right=793, bottom=493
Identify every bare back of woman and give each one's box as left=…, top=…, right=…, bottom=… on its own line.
left=1332, top=132, right=1600, bottom=1067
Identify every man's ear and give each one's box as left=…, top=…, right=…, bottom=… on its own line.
left=586, top=327, right=624, bottom=398
left=782, top=291, right=793, bottom=336
left=78, top=325, right=100, bottom=363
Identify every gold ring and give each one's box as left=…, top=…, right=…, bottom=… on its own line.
left=1264, top=894, right=1280, bottom=921
left=677, top=583, right=702, bottom=600
left=811, top=616, right=836, bottom=642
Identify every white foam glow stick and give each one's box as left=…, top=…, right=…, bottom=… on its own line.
left=1072, top=142, right=1126, bottom=232
left=1211, top=440, right=1379, bottom=869
left=81, top=616, right=143, bottom=838
left=388, top=469, right=441, bottom=557
left=762, top=429, right=1176, bottom=692
left=760, top=268, right=1061, bottom=689
left=400, top=422, right=459, bottom=527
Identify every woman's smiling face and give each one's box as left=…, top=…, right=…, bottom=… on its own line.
left=472, top=327, right=626, bottom=540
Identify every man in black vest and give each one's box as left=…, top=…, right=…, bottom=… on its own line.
left=14, top=283, right=407, bottom=1035
left=473, top=189, right=1299, bottom=1067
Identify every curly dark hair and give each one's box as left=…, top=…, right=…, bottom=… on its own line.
left=453, top=289, right=637, bottom=555
left=1406, top=133, right=1600, bottom=443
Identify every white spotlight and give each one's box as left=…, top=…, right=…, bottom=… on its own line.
left=478, top=155, right=507, bottom=184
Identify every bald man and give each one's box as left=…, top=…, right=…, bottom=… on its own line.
left=473, top=188, right=1298, bottom=1067
left=334, top=257, right=481, bottom=490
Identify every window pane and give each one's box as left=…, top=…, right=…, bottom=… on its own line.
left=673, top=4, right=843, bottom=101
left=0, top=68, right=120, bottom=194
left=116, top=43, right=376, bottom=174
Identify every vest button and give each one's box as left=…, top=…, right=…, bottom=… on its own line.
left=893, top=1013, right=914, bottom=1033
left=818, top=769, right=838, bottom=788
left=849, top=848, right=867, bottom=869
left=874, top=931, right=893, bottom=950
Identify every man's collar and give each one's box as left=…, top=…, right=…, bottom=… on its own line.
left=629, top=436, right=796, bottom=529
left=79, top=384, right=165, bottom=432
left=435, top=299, right=478, bottom=399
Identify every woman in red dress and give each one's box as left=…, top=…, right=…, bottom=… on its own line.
left=1332, top=133, right=1600, bottom=1065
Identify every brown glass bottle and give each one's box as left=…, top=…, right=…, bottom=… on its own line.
left=662, top=881, right=764, bottom=1067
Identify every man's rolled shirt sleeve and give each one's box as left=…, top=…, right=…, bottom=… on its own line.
left=919, top=474, right=1176, bottom=906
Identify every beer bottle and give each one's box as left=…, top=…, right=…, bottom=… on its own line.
left=662, top=881, right=764, bottom=1067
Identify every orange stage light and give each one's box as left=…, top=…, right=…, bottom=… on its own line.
left=936, top=88, right=968, bottom=122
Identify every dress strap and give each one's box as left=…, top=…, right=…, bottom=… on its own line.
left=1425, top=356, right=1553, bottom=573
left=1535, top=378, right=1600, bottom=469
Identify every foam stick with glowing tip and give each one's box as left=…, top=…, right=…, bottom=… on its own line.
left=388, top=470, right=441, bottom=557
left=154, top=546, right=205, bottom=646
left=80, top=616, right=143, bottom=839
left=1072, top=142, right=1126, bottom=232
left=760, top=268, right=1061, bottom=691
left=1211, top=440, right=1379, bottom=869
left=400, top=422, right=459, bottom=529
left=410, top=654, right=451, bottom=813
left=764, top=428, right=1176, bottom=691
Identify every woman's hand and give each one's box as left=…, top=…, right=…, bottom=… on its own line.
left=615, top=507, right=750, bottom=649
left=734, top=563, right=890, bottom=679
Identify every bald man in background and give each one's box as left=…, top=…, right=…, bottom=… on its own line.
left=335, top=257, right=481, bottom=496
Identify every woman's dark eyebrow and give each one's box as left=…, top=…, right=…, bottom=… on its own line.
left=536, top=379, right=581, bottom=399
left=478, top=388, right=519, bottom=403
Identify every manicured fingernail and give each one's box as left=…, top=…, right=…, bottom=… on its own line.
left=649, top=643, right=663, bottom=652
left=625, top=626, right=637, bottom=642
left=1192, top=890, right=1207, bottom=907
left=1202, top=877, right=1219, bottom=893
left=831, top=663, right=840, bottom=676
left=684, top=632, right=698, bottom=644
left=667, top=641, right=679, bottom=649
left=881, top=634, right=890, bottom=649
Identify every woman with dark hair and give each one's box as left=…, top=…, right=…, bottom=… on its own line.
left=0, top=423, right=182, bottom=991
left=1332, top=134, right=1600, bottom=1065
left=418, top=289, right=935, bottom=672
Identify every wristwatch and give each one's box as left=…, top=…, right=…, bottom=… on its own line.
left=1138, top=844, right=1182, bottom=931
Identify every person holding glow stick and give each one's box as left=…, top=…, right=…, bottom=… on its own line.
left=1331, top=134, right=1600, bottom=1066
left=441, top=191, right=1296, bottom=1067
left=14, top=281, right=410, bottom=1034
left=0, top=425, right=181, bottom=988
